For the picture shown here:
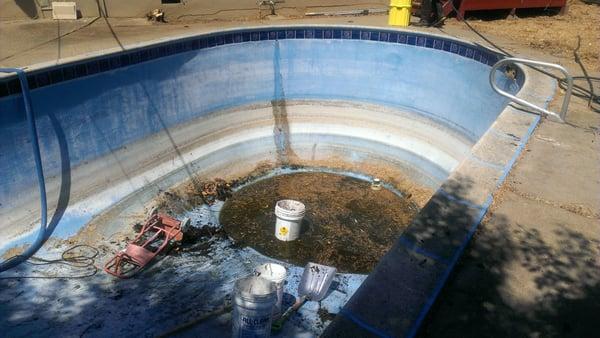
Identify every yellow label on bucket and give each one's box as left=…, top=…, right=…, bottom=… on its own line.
left=279, top=226, right=288, bottom=236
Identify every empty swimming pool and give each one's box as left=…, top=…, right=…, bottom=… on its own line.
left=0, top=25, right=554, bottom=337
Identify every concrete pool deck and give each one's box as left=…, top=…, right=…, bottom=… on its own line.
left=1, top=11, right=599, bottom=338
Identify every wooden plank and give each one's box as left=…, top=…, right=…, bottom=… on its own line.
left=440, top=0, right=567, bottom=19
left=458, top=0, right=567, bottom=11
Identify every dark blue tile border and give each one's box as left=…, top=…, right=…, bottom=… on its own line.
left=7, top=78, right=21, bottom=95
left=0, top=82, right=8, bottom=97
left=36, top=72, right=50, bottom=87
left=0, top=26, right=503, bottom=99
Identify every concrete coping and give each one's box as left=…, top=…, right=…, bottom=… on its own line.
left=0, top=24, right=506, bottom=81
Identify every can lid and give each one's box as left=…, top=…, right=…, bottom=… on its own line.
left=235, top=276, right=276, bottom=299
left=276, top=200, right=305, bottom=213
left=255, top=263, right=287, bottom=283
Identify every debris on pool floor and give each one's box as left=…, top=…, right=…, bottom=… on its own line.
left=0, top=168, right=426, bottom=336
left=0, top=202, right=366, bottom=338
left=221, top=171, right=419, bottom=273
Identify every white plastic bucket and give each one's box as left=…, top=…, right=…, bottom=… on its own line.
left=255, top=263, right=287, bottom=319
left=274, top=199, right=305, bottom=241
left=232, top=276, right=277, bottom=338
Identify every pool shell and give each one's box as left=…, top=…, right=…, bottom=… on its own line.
left=0, top=25, right=520, bottom=244
left=0, top=25, right=556, bottom=337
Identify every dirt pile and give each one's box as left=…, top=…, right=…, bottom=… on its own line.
left=455, top=0, right=600, bottom=71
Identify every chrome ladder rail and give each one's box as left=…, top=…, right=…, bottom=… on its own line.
left=489, top=57, right=573, bottom=122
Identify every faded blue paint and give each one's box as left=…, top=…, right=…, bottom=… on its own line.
left=0, top=35, right=513, bottom=231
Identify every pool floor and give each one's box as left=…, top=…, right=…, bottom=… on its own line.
left=221, top=171, right=418, bottom=273
left=0, top=200, right=367, bottom=337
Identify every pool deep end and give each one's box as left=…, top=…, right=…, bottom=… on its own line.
left=0, top=26, right=553, bottom=337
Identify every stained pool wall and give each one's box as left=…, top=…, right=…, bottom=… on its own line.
left=0, top=26, right=517, bottom=245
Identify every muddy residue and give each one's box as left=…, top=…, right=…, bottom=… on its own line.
left=285, top=156, right=434, bottom=208
left=272, top=99, right=299, bottom=165
left=154, top=161, right=276, bottom=215
left=271, top=40, right=299, bottom=166
left=220, top=172, right=420, bottom=273
left=1, top=244, right=28, bottom=260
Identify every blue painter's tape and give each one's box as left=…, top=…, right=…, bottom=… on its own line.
left=495, top=115, right=540, bottom=187
left=406, top=194, right=492, bottom=338
left=406, top=115, right=541, bottom=338
left=339, top=308, right=393, bottom=338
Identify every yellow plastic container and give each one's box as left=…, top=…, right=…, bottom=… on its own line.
left=388, top=0, right=412, bottom=27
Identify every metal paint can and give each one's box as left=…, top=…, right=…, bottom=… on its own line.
left=232, top=276, right=277, bottom=338
left=254, top=263, right=287, bottom=319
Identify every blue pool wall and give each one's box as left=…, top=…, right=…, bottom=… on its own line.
left=0, top=26, right=518, bottom=220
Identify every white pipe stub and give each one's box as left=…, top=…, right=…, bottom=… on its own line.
left=371, top=178, right=382, bottom=190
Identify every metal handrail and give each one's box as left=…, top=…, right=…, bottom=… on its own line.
left=0, top=68, right=49, bottom=272
left=489, top=57, right=573, bottom=122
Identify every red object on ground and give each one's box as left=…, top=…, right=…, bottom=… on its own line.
left=440, top=0, right=568, bottom=19
left=104, top=212, right=184, bottom=278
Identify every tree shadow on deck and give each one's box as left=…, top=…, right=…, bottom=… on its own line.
left=418, top=209, right=600, bottom=337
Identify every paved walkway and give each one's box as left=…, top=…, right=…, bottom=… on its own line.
left=1, top=12, right=598, bottom=337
